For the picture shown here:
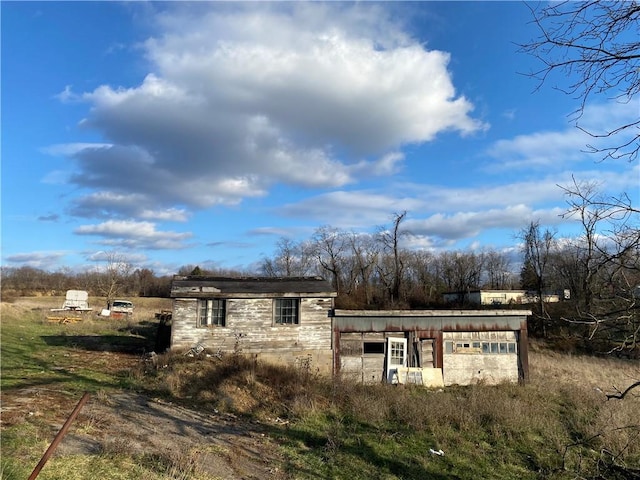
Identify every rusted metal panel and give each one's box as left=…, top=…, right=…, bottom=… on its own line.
left=332, top=310, right=531, bottom=333
left=341, top=332, right=362, bottom=340
left=518, top=328, right=529, bottom=383
left=363, top=332, right=385, bottom=340
left=334, top=309, right=532, bottom=317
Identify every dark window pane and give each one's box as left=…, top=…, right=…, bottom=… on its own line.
left=363, top=342, right=385, bottom=354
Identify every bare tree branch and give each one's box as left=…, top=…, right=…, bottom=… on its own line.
left=521, top=1, right=640, bottom=161
left=606, top=380, right=640, bottom=400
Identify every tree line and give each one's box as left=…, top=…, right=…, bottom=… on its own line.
left=258, top=213, right=522, bottom=309
left=0, top=263, right=173, bottom=301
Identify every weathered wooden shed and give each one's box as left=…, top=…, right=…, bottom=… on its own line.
left=170, top=276, right=337, bottom=373
left=332, top=309, right=531, bottom=386
left=169, top=275, right=531, bottom=386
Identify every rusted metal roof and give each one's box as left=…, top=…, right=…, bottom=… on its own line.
left=171, top=275, right=337, bottom=297
left=332, top=309, right=531, bottom=332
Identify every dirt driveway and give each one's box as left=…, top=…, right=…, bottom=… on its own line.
left=2, top=385, right=287, bottom=479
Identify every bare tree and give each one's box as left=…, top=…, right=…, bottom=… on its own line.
left=376, top=211, right=408, bottom=304
left=560, top=179, right=640, bottom=356
left=94, top=251, right=132, bottom=308
left=519, top=221, right=557, bottom=337
left=522, top=5, right=640, bottom=440
left=404, top=250, right=440, bottom=306
left=562, top=179, right=612, bottom=313
left=483, top=249, right=514, bottom=290
left=437, top=251, right=485, bottom=300
left=260, top=237, right=314, bottom=277
left=133, top=268, right=155, bottom=296
left=522, top=1, right=640, bottom=161
left=344, top=232, right=379, bottom=306
left=311, top=227, right=347, bottom=294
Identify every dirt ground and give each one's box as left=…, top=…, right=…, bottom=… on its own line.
left=2, top=378, right=287, bottom=479
left=1, top=297, right=289, bottom=479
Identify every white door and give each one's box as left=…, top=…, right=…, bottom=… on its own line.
left=386, top=337, right=407, bottom=383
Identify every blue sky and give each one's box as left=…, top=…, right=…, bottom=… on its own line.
left=2, top=1, right=638, bottom=276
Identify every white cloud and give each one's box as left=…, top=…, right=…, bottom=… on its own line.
left=69, top=191, right=189, bottom=221
left=54, top=85, right=80, bottom=103
left=404, top=205, right=568, bottom=241
left=74, top=220, right=193, bottom=250
left=275, top=182, right=580, bottom=245
left=487, top=129, right=588, bottom=169
left=278, top=190, right=425, bottom=228
left=54, top=2, right=485, bottom=219
left=139, top=208, right=190, bottom=222
left=410, top=179, right=567, bottom=211
left=85, top=250, right=148, bottom=265
left=486, top=102, right=639, bottom=169
left=42, top=143, right=112, bottom=156
left=4, top=251, right=67, bottom=269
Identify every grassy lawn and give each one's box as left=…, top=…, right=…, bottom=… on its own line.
left=1, top=301, right=156, bottom=393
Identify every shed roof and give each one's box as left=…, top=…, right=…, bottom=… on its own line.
left=332, top=309, right=531, bottom=332
left=170, top=275, right=336, bottom=297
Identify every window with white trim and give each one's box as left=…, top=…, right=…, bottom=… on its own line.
left=198, top=299, right=226, bottom=327
left=274, top=298, right=299, bottom=325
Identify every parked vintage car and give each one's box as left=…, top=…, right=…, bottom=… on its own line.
left=111, top=300, right=134, bottom=315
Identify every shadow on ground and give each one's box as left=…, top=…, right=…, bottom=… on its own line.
left=41, top=320, right=159, bottom=354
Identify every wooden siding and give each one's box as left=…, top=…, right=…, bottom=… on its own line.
left=171, top=296, right=334, bottom=372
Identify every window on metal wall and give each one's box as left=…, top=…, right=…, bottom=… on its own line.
left=446, top=340, right=518, bottom=354
left=198, top=299, right=226, bottom=327
left=274, top=298, right=299, bottom=324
